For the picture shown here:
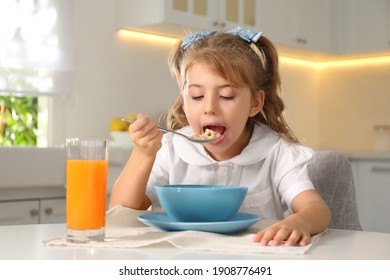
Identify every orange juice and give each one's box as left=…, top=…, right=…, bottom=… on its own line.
left=66, top=159, right=108, bottom=230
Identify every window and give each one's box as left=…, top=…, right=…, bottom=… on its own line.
left=0, top=95, right=38, bottom=146
left=0, top=0, right=73, bottom=146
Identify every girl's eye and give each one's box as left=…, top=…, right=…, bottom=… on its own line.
left=191, top=95, right=203, bottom=100
left=219, top=88, right=236, bottom=100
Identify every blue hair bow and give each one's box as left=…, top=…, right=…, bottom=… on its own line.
left=225, top=27, right=262, bottom=43
left=181, top=30, right=217, bottom=49
left=180, top=27, right=262, bottom=49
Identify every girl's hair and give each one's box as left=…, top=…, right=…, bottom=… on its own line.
left=166, top=30, right=299, bottom=143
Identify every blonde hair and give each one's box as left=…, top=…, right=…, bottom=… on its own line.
left=166, top=31, right=298, bottom=143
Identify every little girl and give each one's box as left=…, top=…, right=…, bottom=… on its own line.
left=110, top=27, right=331, bottom=246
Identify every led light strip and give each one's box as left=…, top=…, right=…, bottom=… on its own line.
left=117, top=29, right=178, bottom=45
left=281, top=56, right=390, bottom=68
left=118, top=29, right=390, bottom=68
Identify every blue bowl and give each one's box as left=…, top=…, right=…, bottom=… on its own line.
left=155, top=185, right=248, bottom=222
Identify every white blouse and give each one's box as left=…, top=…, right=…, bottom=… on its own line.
left=145, top=123, right=315, bottom=220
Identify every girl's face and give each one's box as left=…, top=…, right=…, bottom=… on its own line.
left=182, top=63, right=264, bottom=161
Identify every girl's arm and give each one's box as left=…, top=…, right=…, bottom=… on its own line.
left=252, top=189, right=331, bottom=246
left=109, top=114, right=162, bottom=210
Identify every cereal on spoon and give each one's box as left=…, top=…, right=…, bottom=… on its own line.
left=191, top=129, right=221, bottom=141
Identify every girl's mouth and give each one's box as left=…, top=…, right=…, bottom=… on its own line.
left=203, top=125, right=226, bottom=144
left=203, top=125, right=226, bottom=136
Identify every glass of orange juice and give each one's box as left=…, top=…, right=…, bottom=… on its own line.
left=65, top=138, right=108, bottom=243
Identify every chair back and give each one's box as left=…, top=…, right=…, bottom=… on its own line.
left=307, top=151, right=362, bottom=230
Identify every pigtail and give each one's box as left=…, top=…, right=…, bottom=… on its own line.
left=168, top=40, right=184, bottom=86
left=253, top=37, right=299, bottom=143
left=167, top=40, right=189, bottom=130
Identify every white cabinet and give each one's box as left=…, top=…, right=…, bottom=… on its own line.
left=116, top=0, right=341, bottom=53
left=116, top=0, right=259, bottom=37
left=350, top=157, right=390, bottom=233
left=116, top=0, right=390, bottom=55
left=257, top=0, right=341, bottom=54
left=0, top=201, right=40, bottom=225
left=342, top=0, right=390, bottom=54
left=208, top=0, right=259, bottom=30
left=0, top=198, right=66, bottom=225
left=40, top=198, right=66, bottom=224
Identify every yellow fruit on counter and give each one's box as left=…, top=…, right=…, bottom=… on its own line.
left=126, top=113, right=137, bottom=121
left=109, top=117, right=128, bottom=131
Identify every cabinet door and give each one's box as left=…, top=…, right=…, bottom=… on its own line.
left=167, top=0, right=258, bottom=30
left=40, top=198, right=66, bottom=224
left=258, top=0, right=296, bottom=47
left=218, top=0, right=258, bottom=30
left=353, top=161, right=390, bottom=233
left=166, top=0, right=218, bottom=30
left=258, top=0, right=337, bottom=53
left=294, top=0, right=336, bottom=53
left=116, top=0, right=214, bottom=37
left=168, top=0, right=259, bottom=30
left=117, top=0, right=259, bottom=37
left=343, top=0, right=390, bottom=54
left=0, top=201, right=40, bottom=225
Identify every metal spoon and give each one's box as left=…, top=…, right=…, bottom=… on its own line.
left=121, top=118, right=221, bottom=144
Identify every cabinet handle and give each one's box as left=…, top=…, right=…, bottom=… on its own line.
left=44, top=207, right=53, bottom=215
left=212, top=21, right=226, bottom=28
left=30, top=209, right=39, bottom=217
left=296, top=38, right=307, bottom=44
left=372, top=166, right=390, bottom=173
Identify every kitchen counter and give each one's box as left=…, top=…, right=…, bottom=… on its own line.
left=345, top=152, right=390, bottom=161
left=0, top=223, right=390, bottom=260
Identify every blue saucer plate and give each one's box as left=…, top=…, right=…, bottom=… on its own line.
left=137, top=212, right=261, bottom=234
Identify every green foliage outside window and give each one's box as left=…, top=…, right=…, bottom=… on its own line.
left=0, top=95, right=38, bottom=146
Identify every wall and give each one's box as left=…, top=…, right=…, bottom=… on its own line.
left=318, top=62, right=390, bottom=152
left=279, top=63, right=320, bottom=148
left=281, top=60, right=390, bottom=153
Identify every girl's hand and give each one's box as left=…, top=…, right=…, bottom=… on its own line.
left=252, top=190, right=330, bottom=246
left=128, top=114, right=162, bottom=157
left=252, top=218, right=311, bottom=246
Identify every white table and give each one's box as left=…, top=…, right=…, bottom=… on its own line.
left=1, top=223, right=389, bottom=259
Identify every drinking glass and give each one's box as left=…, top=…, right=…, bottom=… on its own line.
left=65, top=138, right=108, bottom=243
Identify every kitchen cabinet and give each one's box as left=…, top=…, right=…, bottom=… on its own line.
left=257, top=0, right=341, bottom=54
left=116, top=0, right=259, bottom=37
left=0, top=198, right=65, bottom=225
left=116, top=0, right=390, bottom=55
left=342, top=0, right=390, bottom=54
left=349, top=156, right=390, bottom=234
left=40, top=198, right=66, bottom=224
left=116, top=0, right=341, bottom=53
left=0, top=201, right=40, bottom=225
left=0, top=195, right=119, bottom=226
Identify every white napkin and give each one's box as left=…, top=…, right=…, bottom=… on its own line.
left=44, top=205, right=324, bottom=255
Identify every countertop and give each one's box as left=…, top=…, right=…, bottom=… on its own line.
left=1, top=223, right=390, bottom=260
left=345, top=152, right=390, bottom=161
